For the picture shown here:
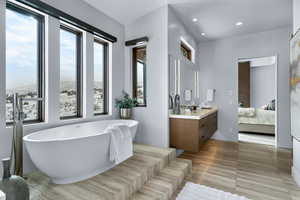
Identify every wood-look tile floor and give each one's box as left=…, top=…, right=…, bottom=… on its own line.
left=179, top=139, right=300, bottom=200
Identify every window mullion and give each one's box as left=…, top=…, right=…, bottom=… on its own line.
left=82, top=32, right=94, bottom=118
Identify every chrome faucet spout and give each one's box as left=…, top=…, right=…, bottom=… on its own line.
left=173, top=94, right=181, bottom=114
left=169, top=95, right=174, bottom=110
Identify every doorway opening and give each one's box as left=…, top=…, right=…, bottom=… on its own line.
left=237, top=56, right=277, bottom=146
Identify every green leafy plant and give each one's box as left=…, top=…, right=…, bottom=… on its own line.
left=115, top=91, right=138, bottom=109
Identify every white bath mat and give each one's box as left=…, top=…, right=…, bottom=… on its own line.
left=0, top=190, right=5, bottom=200
left=176, top=182, right=250, bottom=200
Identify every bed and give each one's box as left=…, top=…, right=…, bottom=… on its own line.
left=238, top=108, right=275, bottom=135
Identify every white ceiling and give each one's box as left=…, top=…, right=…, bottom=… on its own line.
left=170, top=0, right=293, bottom=42
left=81, top=0, right=207, bottom=25
left=82, top=0, right=167, bottom=25
left=82, top=0, right=292, bottom=42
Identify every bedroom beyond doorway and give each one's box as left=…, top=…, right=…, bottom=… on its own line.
left=238, top=56, right=277, bottom=146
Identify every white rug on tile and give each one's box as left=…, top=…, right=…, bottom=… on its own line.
left=0, top=190, right=5, bottom=200
left=177, top=182, right=250, bottom=200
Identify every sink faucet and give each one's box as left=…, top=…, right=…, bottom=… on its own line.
left=173, top=94, right=181, bottom=114
left=11, top=93, right=44, bottom=177
left=169, top=95, right=174, bottom=110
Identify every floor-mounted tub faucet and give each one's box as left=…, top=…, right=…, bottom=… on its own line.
left=11, top=93, right=44, bottom=177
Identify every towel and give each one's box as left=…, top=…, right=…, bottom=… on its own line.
left=0, top=190, right=5, bottom=200
left=107, top=125, right=133, bottom=164
left=117, top=125, right=132, bottom=139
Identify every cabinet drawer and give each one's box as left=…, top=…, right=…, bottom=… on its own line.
left=199, top=112, right=218, bottom=141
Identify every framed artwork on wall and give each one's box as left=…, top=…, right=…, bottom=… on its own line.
left=290, top=29, right=300, bottom=141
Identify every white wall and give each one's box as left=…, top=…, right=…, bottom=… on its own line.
left=124, top=6, right=169, bottom=148
left=168, top=6, right=200, bottom=104
left=250, top=65, right=276, bottom=108
left=198, top=27, right=292, bottom=147
left=0, top=0, right=125, bottom=177
left=292, top=0, right=300, bottom=187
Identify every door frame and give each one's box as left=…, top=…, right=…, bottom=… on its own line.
left=237, top=55, right=278, bottom=147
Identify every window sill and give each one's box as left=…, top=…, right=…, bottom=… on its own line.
left=93, top=113, right=113, bottom=119
left=6, top=121, right=47, bottom=129
left=60, top=116, right=83, bottom=121
left=5, top=114, right=113, bottom=130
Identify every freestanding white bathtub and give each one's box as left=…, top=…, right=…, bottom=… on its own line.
left=23, top=120, right=139, bottom=184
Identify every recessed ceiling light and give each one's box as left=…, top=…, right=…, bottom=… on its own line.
left=201, top=32, right=206, bottom=36
left=192, top=18, right=198, bottom=22
left=235, top=21, right=243, bottom=26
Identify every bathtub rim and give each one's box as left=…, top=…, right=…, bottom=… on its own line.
left=23, top=119, right=139, bottom=143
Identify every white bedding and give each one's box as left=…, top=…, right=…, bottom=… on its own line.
left=238, top=108, right=256, bottom=117
left=238, top=108, right=275, bottom=125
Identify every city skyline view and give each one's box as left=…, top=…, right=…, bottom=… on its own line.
left=5, top=7, right=106, bottom=121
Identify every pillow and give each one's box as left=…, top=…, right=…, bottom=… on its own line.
left=263, top=99, right=276, bottom=111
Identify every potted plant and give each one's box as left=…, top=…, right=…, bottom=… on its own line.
left=115, top=91, right=138, bottom=119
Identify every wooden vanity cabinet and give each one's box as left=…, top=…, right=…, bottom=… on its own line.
left=170, top=112, right=218, bottom=153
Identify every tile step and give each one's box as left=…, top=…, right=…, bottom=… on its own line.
left=28, top=144, right=190, bottom=200
left=133, top=144, right=177, bottom=167
left=131, top=158, right=191, bottom=200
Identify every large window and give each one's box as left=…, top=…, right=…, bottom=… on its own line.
left=132, top=46, right=147, bottom=106
left=94, top=39, right=108, bottom=115
left=5, top=3, right=44, bottom=123
left=59, top=25, right=82, bottom=119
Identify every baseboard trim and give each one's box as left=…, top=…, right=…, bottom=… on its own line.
left=292, top=165, right=300, bottom=187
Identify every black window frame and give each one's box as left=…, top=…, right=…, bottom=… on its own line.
left=59, top=24, right=83, bottom=120
left=132, top=46, right=147, bottom=107
left=6, top=1, right=45, bottom=125
left=15, top=0, right=117, bottom=43
left=93, top=38, right=109, bottom=116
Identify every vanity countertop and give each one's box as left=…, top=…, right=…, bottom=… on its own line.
left=169, top=107, right=218, bottom=120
